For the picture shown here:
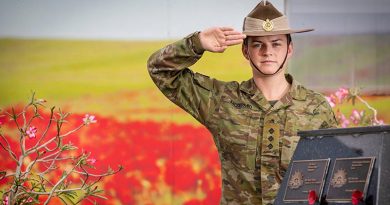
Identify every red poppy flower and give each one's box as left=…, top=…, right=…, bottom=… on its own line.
left=308, top=190, right=317, bottom=205
left=351, top=190, right=363, bottom=205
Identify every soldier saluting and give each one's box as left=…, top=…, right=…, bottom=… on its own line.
left=147, top=1, right=337, bottom=204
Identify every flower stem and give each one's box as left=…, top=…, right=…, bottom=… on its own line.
left=356, top=96, right=379, bottom=124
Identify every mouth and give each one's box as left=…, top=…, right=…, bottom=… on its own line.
left=261, top=60, right=276, bottom=64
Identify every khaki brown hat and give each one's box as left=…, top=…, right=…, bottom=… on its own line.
left=243, top=0, right=314, bottom=36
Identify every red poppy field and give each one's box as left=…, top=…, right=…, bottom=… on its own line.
left=0, top=104, right=222, bottom=204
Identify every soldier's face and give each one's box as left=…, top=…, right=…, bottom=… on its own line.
left=243, top=34, right=293, bottom=75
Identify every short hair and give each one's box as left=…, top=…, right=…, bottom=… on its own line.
left=286, top=34, right=292, bottom=45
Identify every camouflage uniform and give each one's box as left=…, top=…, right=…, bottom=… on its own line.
left=147, top=32, right=337, bottom=205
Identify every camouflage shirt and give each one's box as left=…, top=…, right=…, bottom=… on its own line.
left=147, top=32, right=337, bottom=205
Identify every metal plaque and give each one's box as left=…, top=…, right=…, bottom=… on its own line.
left=326, top=157, right=375, bottom=203
left=283, top=159, right=330, bottom=203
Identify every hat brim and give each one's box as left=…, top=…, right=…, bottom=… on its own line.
left=243, top=28, right=314, bottom=36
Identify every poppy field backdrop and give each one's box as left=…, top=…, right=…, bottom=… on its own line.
left=0, top=35, right=389, bottom=204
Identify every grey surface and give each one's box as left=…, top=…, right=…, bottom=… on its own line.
left=275, top=126, right=390, bottom=205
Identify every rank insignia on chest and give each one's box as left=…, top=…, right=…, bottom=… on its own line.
left=262, top=121, right=281, bottom=156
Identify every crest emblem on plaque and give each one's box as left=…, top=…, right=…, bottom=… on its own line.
left=331, top=169, right=347, bottom=188
left=288, top=170, right=304, bottom=189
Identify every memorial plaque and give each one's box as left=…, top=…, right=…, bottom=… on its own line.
left=283, top=159, right=330, bottom=203
left=326, top=157, right=375, bottom=203
left=274, top=126, right=390, bottom=205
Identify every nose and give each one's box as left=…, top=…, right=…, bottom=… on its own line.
left=261, top=45, right=272, bottom=56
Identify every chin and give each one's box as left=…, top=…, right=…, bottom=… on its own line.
left=258, top=69, right=279, bottom=75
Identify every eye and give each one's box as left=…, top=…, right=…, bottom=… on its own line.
left=272, top=43, right=282, bottom=47
left=252, top=43, right=262, bottom=48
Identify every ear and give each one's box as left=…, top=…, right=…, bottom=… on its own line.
left=242, top=42, right=249, bottom=60
left=287, top=42, right=294, bottom=59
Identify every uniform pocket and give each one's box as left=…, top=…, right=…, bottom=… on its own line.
left=280, top=135, right=300, bottom=174
left=217, top=97, right=253, bottom=145
left=216, top=96, right=257, bottom=171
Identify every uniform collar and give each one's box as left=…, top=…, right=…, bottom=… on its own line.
left=240, top=74, right=307, bottom=101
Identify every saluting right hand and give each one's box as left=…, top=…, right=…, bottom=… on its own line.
left=199, top=27, right=246, bottom=53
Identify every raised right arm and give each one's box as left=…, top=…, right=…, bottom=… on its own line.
left=147, top=28, right=245, bottom=124
left=147, top=32, right=215, bottom=124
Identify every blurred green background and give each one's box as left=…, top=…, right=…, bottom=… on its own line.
left=1, top=35, right=389, bottom=124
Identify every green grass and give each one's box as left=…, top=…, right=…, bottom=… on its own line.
left=0, top=39, right=170, bottom=105
left=0, top=38, right=251, bottom=124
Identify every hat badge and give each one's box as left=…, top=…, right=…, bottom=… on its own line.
left=262, top=19, right=274, bottom=31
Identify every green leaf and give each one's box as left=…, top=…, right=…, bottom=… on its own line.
left=63, top=191, right=78, bottom=198
left=59, top=195, right=77, bottom=205
left=61, top=143, right=78, bottom=151
left=90, top=194, right=108, bottom=200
